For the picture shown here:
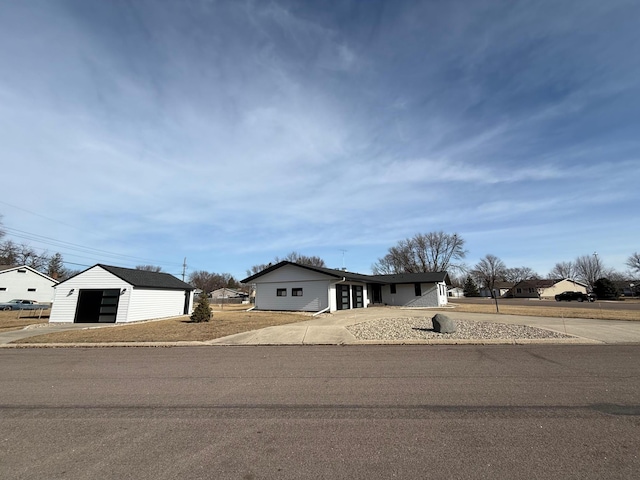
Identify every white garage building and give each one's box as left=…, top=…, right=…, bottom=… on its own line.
left=49, top=264, right=194, bottom=324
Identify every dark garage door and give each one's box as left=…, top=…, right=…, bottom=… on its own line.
left=74, top=289, right=120, bottom=323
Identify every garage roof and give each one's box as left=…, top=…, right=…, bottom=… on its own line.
left=57, top=264, right=194, bottom=290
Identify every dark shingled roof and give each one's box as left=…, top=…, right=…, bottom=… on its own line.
left=57, top=264, right=194, bottom=290
left=241, top=261, right=450, bottom=285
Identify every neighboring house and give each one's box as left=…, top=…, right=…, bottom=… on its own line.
left=479, top=282, right=514, bottom=298
left=511, top=279, right=587, bottom=299
left=49, top=264, right=194, bottom=324
left=447, top=287, right=465, bottom=298
left=0, top=265, right=58, bottom=303
left=240, top=261, right=450, bottom=313
left=210, top=288, right=248, bottom=300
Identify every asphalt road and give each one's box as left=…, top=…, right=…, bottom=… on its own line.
left=454, top=296, right=640, bottom=311
left=1, top=346, right=639, bottom=479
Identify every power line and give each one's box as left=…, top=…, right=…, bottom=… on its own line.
left=2, top=225, right=184, bottom=267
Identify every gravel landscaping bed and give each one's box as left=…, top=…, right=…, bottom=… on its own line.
left=347, top=317, right=574, bottom=341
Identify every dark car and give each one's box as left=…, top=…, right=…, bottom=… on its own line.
left=554, top=291, right=595, bottom=302
left=0, top=299, right=49, bottom=310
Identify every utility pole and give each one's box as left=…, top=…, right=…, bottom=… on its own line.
left=181, top=257, right=187, bottom=282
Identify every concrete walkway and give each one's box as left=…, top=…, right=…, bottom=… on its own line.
left=2, top=307, right=640, bottom=346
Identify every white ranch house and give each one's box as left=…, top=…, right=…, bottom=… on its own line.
left=0, top=265, right=58, bottom=303
left=49, top=264, right=194, bottom=324
left=241, top=261, right=450, bottom=313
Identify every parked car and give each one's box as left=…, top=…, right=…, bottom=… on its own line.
left=0, top=299, right=50, bottom=311
left=554, top=291, right=596, bottom=302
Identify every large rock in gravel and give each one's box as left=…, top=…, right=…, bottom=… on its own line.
left=432, top=314, right=456, bottom=333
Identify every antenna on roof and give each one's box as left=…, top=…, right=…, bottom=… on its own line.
left=340, top=249, right=347, bottom=271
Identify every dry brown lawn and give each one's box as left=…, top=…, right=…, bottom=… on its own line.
left=0, top=309, right=49, bottom=332
left=440, top=302, right=640, bottom=321
left=14, top=306, right=310, bottom=344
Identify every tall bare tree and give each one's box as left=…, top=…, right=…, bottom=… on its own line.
left=372, top=232, right=466, bottom=274
left=504, top=267, right=539, bottom=283
left=627, top=252, right=640, bottom=275
left=549, top=261, right=575, bottom=279
left=574, top=254, right=604, bottom=289
left=471, top=254, right=507, bottom=312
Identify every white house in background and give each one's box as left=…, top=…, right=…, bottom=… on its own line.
left=447, top=286, right=465, bottom=298
left=49, top=264, right=194, bottom=324
left=510, top=278, right=588, bottom=299
left=210, top=287, right=248, bottom=300
left=241, top=261, right=450, bottom=313
left=0, top=265, right=58, bottom=303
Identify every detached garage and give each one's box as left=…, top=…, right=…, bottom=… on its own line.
left=49, top=264, right=194, bottom=324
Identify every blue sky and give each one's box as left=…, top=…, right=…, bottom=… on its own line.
left=1, top=0, right=639, bottom=280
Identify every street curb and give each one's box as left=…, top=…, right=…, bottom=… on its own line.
left=0, top=338, right=607, bottom=348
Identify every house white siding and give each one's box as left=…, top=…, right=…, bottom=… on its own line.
left=0, top=267, right=57, bottom=303
left=255, top=280, right=330, bottom=312
left=126, top=288, right=191, bottom=322
left=49, top=266, right=130, bottom=323
left=382, top=282, right=448, bottom=307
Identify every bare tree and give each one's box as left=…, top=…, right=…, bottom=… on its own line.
left=504, top=267, right=539, bottom=283
left=471, top=254, right=507, bottom=312
left=188, top=270, right=237, bottom=293
left=0, top=240, right=49, bottom=270
left=549, top=261, right=575, bottom=279
left=574, top=254, right=604, bottom=289
left=627, top=252, right=640, bottom=275
left=136, top=265, right=163, bottom=272
left=372, top=232, right=466, bottom=274
left=247, top=252, right=326, bottom=276
left=281, top=251, right=326, bottom=267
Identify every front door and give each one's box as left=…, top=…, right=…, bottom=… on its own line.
left=336, top=284, right=350, bottom=310
left=353, top=285, right=363, bottom=308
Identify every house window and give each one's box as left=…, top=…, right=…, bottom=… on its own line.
left=0, top=287, right=6, bottom=291
left=516, top=288, right=522, bottom=294
left=292, top=288, right=303, bottom=296
left=18, top=269, right=27, bottom=273
left=276, top=289, right=287, bottom=296
left=414, top=283, right=422, bottom=296
left=528, top=288, right=535, bottom=293
left=28, top=288, right=37, bottom=292
left=390, top=284, right=396, bottom=294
